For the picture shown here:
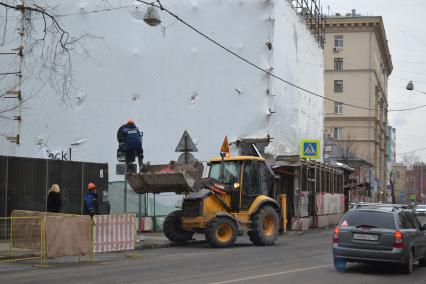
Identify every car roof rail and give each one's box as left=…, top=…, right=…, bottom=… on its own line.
left=355, top=203, right=412, bottom=211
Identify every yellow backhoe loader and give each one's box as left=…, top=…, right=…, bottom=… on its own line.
left=128, top=155, right=281, bottom=248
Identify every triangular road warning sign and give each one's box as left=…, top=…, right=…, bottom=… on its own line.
left=175, top=130, right=198, bottom=152
left=220, top=136, right=230, bottom=156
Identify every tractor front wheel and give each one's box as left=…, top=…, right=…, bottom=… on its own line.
left=205, top=217, right=238, bottom=248
left=249, top=205, right=279, bottom=246
left=163, top=210, right=194, bottom=244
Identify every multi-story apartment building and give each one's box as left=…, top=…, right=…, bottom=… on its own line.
left=406, top=164, right=426, bottom=204
left=324, top=11, right=393, bottom=198
left=393, top=163, right=406, bottom=204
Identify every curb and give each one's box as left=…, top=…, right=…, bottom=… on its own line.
left=283, top=226, right=333, bottom=236
left=135, top=242, right=177, bottom=250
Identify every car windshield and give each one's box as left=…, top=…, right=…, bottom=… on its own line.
left=209, top=162, right=241, bottom=184
left=417, top=205, right=426, bottom=209
left=339, top=210, right=396, bottom=229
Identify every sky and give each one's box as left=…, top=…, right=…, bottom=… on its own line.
left=321, top=0, right=426, bottom=163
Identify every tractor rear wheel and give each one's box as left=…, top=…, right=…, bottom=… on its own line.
left=163, top=210, right=194, bottom=244
left=205, top=217, right=238, bottom=248
left=249, top=205, right=279, bottom=246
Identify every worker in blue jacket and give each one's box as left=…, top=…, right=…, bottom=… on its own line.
left=84, top=183, right=99, bottom=217
left=117, top=119, right=143, bottom=171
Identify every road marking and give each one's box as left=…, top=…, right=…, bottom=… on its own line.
left=210, top=264, right=331, bottom=284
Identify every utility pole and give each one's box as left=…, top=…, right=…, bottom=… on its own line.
left=2, top=1, right=24, bottom=147
left=421, top=162, right=424, bottom=204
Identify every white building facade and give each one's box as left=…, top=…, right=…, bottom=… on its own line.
left=0, top=0, right=325, bottom=182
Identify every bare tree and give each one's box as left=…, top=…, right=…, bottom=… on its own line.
left=402, top=152, right=421, bottom=170
left=337, top=133, right=361, bottom=164
left=0, top=1, right=97, bottom=120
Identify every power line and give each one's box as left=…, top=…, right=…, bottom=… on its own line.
left=55, top=5, right=134, bottom=18
left=1, top=1, right=425, bottom=112
left=0, top=4, right=135, bottom=22
left=136, top=0, right=426, bottom=113
left=397, top=147, right=426, bottom=156
left=386, top=22, right=426, bottom=47
left=394, top=60, right=426, bottom=64
left=391, top=74, right=426, bottom=85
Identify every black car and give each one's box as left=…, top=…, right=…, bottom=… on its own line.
left=332, top=205, right=426, bottom=273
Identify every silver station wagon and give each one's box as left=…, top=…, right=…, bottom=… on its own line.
left=332, top=205, right=426, bottom=273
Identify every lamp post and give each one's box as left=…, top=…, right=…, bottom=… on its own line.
left=407, top=81, right=426, bottom=203
left=129, top=4, right=161, bottom=231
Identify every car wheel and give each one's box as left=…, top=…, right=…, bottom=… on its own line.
left=419, top=251, right=426, bottom=267
left=334, top=257, right=347, bottom=272
left=402, top=249, right=414, bottom=274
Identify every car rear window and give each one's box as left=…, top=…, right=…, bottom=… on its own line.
left=340, top=210, right=396, bottom=229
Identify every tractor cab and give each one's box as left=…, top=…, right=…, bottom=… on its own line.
left=208, top=156, right=275, bottom=210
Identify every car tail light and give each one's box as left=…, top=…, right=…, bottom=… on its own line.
left=394, top=230, right=404, bottom=248
left=333, top=226, right=340, bottom=243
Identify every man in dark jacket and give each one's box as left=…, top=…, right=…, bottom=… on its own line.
left=84, top=183, right=99, bottom=217
left=117, top=119, right=143, bottom=171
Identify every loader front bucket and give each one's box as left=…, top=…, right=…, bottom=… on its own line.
left=127, top=161, right=204, bottom=194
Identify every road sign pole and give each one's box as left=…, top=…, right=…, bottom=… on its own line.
left=124, top=164, right=127, bottom=212
left=138, top=193, right=142, bottom=233
left=184, top=134, right=188, bottom=163
left=421, top=163, right=423, bottom=203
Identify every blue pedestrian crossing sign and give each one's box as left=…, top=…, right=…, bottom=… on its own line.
left=300, top=140, right=320, bottom=159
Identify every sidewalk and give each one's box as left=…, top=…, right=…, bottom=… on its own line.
left=0, top=241, right=39, bottom=261
left=135, top=232, right=175, bottom=250
left=135, top=227, right=332, bottom=250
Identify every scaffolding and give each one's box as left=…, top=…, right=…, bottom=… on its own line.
left=291, top=0, right=326, bottom=48
left=272, top=156, right=345, bottom=229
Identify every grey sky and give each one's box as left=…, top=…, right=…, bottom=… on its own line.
left=321, top=0, right=426, bottom=162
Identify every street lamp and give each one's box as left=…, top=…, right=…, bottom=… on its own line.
left=143, top=6, right=162, bottom=26
left=407, top=81, right=426, bottom=94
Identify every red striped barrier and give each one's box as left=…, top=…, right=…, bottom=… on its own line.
left=93, top=214, right=136, bottom=253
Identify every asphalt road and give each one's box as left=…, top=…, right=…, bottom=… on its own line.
left=2, top=228, right=426, bottom=284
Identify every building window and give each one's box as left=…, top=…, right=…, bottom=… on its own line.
left=333, top=127, right=342, bottom=139
left=334, top=80, right=343, bottom=92
left=334, top=58, right=343, bottom=70
left=334, top=35, right=343, bottom=48
left=334, top=102, right=343, bottom=114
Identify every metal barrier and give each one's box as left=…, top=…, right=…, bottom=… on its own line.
left=0, top=212, right=136, bottom=264
left=0, top=216, right=46, bottom=264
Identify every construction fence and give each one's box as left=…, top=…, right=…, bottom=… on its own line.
left=0, top=155, right=109, bottom=217
left=0, top=210, right=135, bottom=264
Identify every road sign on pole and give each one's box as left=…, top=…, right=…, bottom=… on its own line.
left=220, top=136, right=230, bottom=157
left=175, top=130, right=197, bottom=164
left=175, top=130, right=198, bottom=152
left=300, top=140, right=320, bottom=159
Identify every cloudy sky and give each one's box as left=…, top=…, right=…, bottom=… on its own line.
left=321, top=0, right=426, bottom=162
